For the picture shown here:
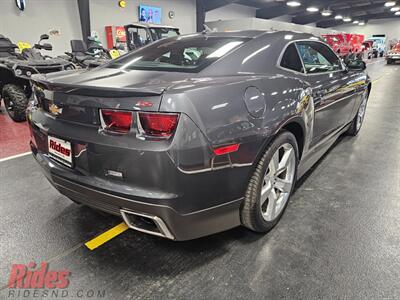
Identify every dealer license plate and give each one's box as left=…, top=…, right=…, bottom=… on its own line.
left=48, top=135, right=72, bottom=167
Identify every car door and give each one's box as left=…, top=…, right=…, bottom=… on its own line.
left=296, top=41, right=357, bottom=146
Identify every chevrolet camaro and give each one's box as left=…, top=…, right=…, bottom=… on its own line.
left=28, top=31, right=371, bottom=240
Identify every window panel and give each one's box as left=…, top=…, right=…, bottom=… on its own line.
left=280, top=43, right=304, bottom=73
left=296, top=41, right=342, bottom=74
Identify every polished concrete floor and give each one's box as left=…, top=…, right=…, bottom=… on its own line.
left=0, top=59, right=399, bottom=299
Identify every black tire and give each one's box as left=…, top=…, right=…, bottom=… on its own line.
left=2, top=84, right=28, bottom=122
left=374, top=53, right=378, bottom=58
left=241, top=131, right=299, bottom=233
left=387, top=59, right=393, bottom=65
left=347, top=91, right=368, bottom=136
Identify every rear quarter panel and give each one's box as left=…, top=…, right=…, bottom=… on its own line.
left=160, top=74, right=311, bottom=167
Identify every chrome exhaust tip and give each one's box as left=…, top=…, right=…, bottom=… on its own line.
left=120, top=209, right=175, bottom=240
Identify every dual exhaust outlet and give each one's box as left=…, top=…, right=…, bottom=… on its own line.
left=120, top=209, right=175, bottom=240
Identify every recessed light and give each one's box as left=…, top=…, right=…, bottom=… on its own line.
left=353, top=20, right=359, bottom=24
left=306, top=6, right=319, bottom=12
left=335, top=15, right=343, bottom=20
left=385, top=1, right=396, bottom=7
left=390, top=6, right=400, bottom=11
left=396, top=11, right=400, bottom=15
left=343, top=17, right=352, bottom=22
left=321, top=9, right=332, bottom=16
left=287, top=1, right=301, bottom=7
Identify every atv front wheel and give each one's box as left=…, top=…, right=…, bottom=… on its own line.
left=2, top=84, right=28, bottom=122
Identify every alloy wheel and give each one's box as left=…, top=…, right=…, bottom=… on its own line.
left=260, top=143, right=296, bottom=222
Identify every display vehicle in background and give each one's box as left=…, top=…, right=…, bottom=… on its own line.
left=28, top=31, right=371, bottom=241
left=347, top=33, right=364, bottom=56
left=361, top=40, right=374, bottom=59
left=366, top=36, right=386, bottom=58
left=386, top=42, right=400, bottom=64
left=322, top=33, right=364, bottom=59
left=124, top=23, right=180, bottom=51
left=0, top=34, right=73, bottom=121
left=64, top=37, right=117, bottom=69
left=321, top=33, right=351, bottom=57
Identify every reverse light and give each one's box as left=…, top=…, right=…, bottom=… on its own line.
left=138, top=112, right=179, bottom=138
left=100, top=109, right=133, bottom=134
left=213, top=144, right=240, bottom=156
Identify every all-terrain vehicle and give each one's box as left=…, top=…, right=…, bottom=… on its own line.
left=0, top=34, right=74, bottom=121
left=64, top=37, right=116, bottom=69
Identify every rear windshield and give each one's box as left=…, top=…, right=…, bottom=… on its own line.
left=107, top=35, right=250, bottom=73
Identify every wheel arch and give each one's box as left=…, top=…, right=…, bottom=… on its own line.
left=281, top=120, right=305, bottom=160
left=0, top=66, right=16, bottom=91
left=367, top=82, right=372, bottom=98
left=252, top=116, right=306, bottom=174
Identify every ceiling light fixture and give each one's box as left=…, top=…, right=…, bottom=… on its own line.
left=307, top=6, right=319, bottom=12
left=287, top=1, right=301, bottom=7
left=343, top=17, right=352, bottom=22
left=321, top=9, right=332, bottom=16
left=395, top=11, right=400, bottom=15
left=335, top=15, right=343, bottom=20
left=353, top=20, right=359, bottom=24
left=390, top=6, right=400, bottom=11
left=384, top=1, right=396, bottom=7
left=358, top=21, right=365, bottom=25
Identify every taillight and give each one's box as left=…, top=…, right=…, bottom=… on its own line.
left=138, top=112, right=179, bottom=138
left=100, top=109, right=133, bottom=134
left=213, top=144, right=240, bottom=156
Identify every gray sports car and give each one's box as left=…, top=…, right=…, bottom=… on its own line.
left=28, top=30, right=371, bottom=240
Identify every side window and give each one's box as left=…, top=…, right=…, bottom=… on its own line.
left=296, top=41, right=343, bottom=74
left=280, top=43, right=304, bottom=73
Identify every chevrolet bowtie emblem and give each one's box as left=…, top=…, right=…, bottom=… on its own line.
left=49, top=103, right=62, bottom=115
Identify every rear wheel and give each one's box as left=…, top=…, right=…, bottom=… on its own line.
left=387, top=59, right=393, bottom=65
left=241, top=131, right=298, bottom=233
left=347, top=90, right=368, bottom=136
left=2, top=84, right=28, bottom=122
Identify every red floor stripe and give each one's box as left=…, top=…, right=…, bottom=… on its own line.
left=0, top=108, right=31, bottom=159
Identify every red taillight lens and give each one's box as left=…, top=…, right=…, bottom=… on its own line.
left=100, top=109, right=133, bottom=134
left=138, top=112, right=179, bottom=138
left=213, top=144, right=240, bottom=156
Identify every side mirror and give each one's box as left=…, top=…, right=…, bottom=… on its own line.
left=40, top=34, right=49, bottom=41
left=346, top=59, right=366, bottom=71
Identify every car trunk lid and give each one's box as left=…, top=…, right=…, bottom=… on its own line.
left=32, top=68, right=191, bottom=124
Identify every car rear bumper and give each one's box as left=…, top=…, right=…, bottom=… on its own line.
left=32, top=149, right=243, bottom=241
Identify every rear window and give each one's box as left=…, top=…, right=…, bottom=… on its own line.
left=107, top=35, right=249, bottom=73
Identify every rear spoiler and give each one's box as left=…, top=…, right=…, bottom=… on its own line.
left=31, top=77, right=165, bottom=98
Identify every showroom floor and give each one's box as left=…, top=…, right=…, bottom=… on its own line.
left=1, top=58, right=399, bottom=299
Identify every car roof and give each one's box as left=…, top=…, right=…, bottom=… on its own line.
left=125, top=22, right=179, bottom=30
left=195, top=30, right=318, bottom=41
left=198, top=30, right=325, bottom=76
